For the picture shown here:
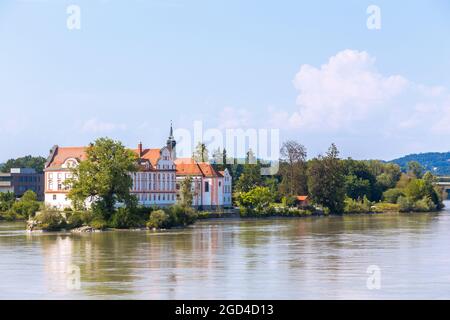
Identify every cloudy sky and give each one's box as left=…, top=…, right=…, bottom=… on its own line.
left=1, top=0, right=450, bottom=162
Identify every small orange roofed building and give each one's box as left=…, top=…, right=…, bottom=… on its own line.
left=296, top=195, right=309, bottom=207
left=174, top=158, right=232, bottom=209
left=44, top=124, right=232, bottom=210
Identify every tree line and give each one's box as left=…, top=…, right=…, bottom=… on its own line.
left=204, top=141, right=444, bottom=215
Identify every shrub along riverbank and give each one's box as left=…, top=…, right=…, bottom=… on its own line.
left=28, top=204, right=198, bottom=232
left=0, top=190, right=41, bottom=221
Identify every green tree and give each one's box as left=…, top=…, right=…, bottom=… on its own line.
left=278, top=140, right=308, bottom=197
left=382, top=188, right=405, bottom=204
left=147, top=210, right=170, bottom=229
left=0, top=191, right=15, bottom=212
left=179, top=176, right=194, bottom=207
left=236, top=186, right=274, bottom=212
left=193, top=142, right=209, bottom=162
left=405, top=178, right=426, bottom=201
left=307, top=144, right=345, bottom=214
left=11, top=190, right=40, bottom=219
left=66, top=138, right=138, bottom=220
left=343, top=159, right=377, bottom=200
left=407, top=161, right=424, bottom=178
left=235, top=163, right=263, bottom=192
left=1, top=155, right=46, bottom=173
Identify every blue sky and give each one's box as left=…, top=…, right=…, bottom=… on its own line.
left=1, top=0, right=450, bottom=162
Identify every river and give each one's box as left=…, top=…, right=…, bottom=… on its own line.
left=1, top=202, right=450, bottom=299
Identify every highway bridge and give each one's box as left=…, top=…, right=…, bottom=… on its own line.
left=436, top=176, right=450, bottom=199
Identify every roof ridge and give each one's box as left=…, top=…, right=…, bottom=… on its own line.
left=196, top=161, right=206, bottom=177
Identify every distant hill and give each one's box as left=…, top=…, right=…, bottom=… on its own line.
left=390, top=152, right=450, bottom=176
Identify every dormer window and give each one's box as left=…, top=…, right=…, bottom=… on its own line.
left=63, top=158, right=78, bottom=169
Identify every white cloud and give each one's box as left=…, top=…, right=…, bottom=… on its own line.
left=81, top=118, right=126, bottom=133
left=289, top=49, right=408, bottom=130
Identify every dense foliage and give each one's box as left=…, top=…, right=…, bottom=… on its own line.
left=213, top=142, right=444, bottom=215
left=391, top=152, right=450, bottom=175
left=307, top=144, right=346, bottom=214
left=33, top=204, right=197, bottom=231
left=0, top=155, right=46, bottom=173
left=0, top=190, right=41, bottom=221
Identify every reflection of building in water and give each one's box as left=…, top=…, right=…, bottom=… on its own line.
left=41, top=236, right=75, bottom=293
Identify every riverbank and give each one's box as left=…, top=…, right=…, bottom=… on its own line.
left=22, top=201, right=445, bottom=233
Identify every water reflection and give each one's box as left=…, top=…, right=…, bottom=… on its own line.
left=1, top=207, right=449, bottom=299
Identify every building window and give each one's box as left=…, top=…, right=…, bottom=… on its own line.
left=219, top=181, right=221, bottom=187
left=53, top=195, right=56, bottom=200
left=204, top=181, right=209, bottom=192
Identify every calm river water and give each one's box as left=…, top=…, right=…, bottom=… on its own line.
left=2, top=203, right=450, bottom=299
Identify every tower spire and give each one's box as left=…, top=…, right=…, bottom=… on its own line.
left=166, top=121, right=176, bottom=159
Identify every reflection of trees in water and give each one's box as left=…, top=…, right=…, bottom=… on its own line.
left=226, top=214, right=439, bottom=292
left=18, top=213, right=441, bottom=298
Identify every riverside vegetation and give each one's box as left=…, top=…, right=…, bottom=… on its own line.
left=1, top=138, right=445, bottom=231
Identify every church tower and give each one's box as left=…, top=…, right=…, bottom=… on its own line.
left=166, top=121, right=176, bottom=160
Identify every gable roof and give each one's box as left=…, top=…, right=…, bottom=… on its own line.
left=45, top=147, right=87, bottom=169
left=132, top=148, right=161, bottom=166
left=46, top=146, right=163, bottom=170
left=174, top=158, right=222, bottom=178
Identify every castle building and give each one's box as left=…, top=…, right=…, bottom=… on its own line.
left=44, top=125, right=232, bottom=210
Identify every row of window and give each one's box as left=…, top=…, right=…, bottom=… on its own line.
left=48, top=173, right=71, bottom=179
left=134, top=193, right=176, bottom=202
left=16, top=176, right=41, bottom=183
left=134, top=182, right=176, bottom=191
left=48, top=180, right=69, bottom=191
left=132, top=172, right=175, bottom=180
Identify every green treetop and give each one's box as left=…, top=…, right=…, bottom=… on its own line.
left=66, top=138, right=138, bottom=219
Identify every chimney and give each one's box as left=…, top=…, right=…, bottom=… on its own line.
left=138, top=142, right=143, bottom=157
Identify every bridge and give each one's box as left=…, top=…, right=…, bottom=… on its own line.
left=436, top=177, right=450, bottom=199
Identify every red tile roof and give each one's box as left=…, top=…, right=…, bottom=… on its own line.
left=296, top=195, right=308, bottom=201
left=46, top=146, right=221, bottom=178
left=46, top=146, right=162, bottom=169
left=174, top=158, right=222, bottom=177
left=131, top=148, right=161, bottom=166
left=46, top=147, right=87, bottom=169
